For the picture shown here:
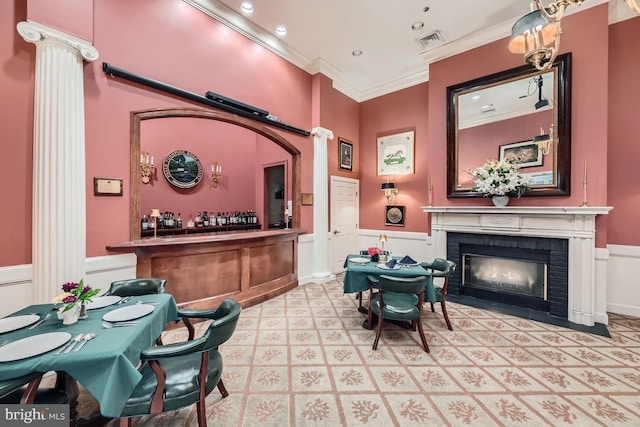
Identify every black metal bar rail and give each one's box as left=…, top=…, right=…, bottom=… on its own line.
left=102, top=62, right=311, bottom=136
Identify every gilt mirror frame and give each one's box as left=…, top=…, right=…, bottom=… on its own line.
left=447, top=53, right=572, bottom=198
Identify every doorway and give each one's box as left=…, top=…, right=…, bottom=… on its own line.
left=330, top=176, right=359, bottom=273
left=265, top=164, right=285, bottom=228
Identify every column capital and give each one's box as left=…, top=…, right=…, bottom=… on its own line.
left=17, top=20, right=99, bottom=62
left=311, top=127, right=334, bottom=140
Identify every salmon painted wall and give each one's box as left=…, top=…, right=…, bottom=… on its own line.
left=427, top=5, right=610, bottom=246
left=27, top=0, right=93, bottom=41
left=1, top=2, right=33, bottom=266
left=83, top=0, right=313, bottom=256
left=359, top=83, right=430, bottom=232
left=607, top=15, right=640, bottom=246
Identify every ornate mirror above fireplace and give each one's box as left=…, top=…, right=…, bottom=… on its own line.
left=447, top=53, right=572, bottom=198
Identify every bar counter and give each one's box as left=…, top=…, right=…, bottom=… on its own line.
left=107, top=228, right=306, bottom=310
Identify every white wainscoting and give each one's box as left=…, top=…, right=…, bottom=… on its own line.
left=0, top=253, right=137, bottom=317
left=297, top=233, right=316, bottom=285
left=607, top=244, right=640, bottom=318
left=358, top=229, right=431, bottom=263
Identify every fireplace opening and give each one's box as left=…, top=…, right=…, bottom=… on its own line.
left=461, top=253, right=549, bottom=311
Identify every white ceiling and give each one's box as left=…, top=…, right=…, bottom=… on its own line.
left=185, top=0, right=631, bottom=102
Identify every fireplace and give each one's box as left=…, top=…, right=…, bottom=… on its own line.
left=448, top=233, right=567, bottom=317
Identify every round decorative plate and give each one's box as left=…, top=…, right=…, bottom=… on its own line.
left=162, top=150, right=203, bottom=189
left=386, top=206, right=403, bottom=224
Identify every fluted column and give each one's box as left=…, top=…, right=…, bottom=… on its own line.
left=17, top=21, right=99, bottom=303
left=311, top=127, right=333, bottom=281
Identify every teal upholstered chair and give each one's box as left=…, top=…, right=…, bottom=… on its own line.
left=118, top=298, right=241, bottom=427
left=106, top=278, right=166, bottom=297
left=0, top=372, right=68, bottom=404
left=368, top=275, right=429, bottom=353
left=420, top=258, right=457, bottom=331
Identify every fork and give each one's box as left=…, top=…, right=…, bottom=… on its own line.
left=28, top=313, right=51, bottom=330
left=102, top=320, right=140, bottom=328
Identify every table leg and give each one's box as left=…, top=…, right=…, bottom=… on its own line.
left=55, top=372, right=79, bottom=427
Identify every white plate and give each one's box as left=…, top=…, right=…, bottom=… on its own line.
left=376, top=263, right=401, bottom=270
left=103, top=304, right=155, bottom=322
left=349, top=257, right=370, bottom=264
left=86, top=295, right=122, bottom=310
left=0, top=314, right=40, bottom=334
left=0, top=332, right=71, bottom=362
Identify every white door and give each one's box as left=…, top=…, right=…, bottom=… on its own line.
left=330, top=176, right=359, bottom=273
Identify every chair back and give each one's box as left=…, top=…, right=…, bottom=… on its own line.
left=201, top=299, right=242, bottom=350
left=429, top=258, right=456, bottom=275
left=107, top=278, right=166, bottom=296
left=377, top=275, right=426, bottom=295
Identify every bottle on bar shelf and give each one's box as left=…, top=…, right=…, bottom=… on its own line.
left=203, top=211, right=209, bottom=227
left=141, top=214, right=149, bottom=231
left=176, top=213, right=183, bottom=229
left=187, top=214, right=195, bottom=229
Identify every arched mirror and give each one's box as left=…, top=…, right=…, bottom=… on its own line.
left=447, top=53, right=571, bottom=197
left=130, top=108, right=301, bottom=240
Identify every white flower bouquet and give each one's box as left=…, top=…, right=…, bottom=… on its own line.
left=472, top=159, right=531, bottom=197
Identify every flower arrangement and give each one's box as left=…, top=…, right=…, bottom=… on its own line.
left=367, top=247, right=382, bottom=256
left=53, top=279, right=100, bottom=312
left=471, top=159, right=531, bottom=197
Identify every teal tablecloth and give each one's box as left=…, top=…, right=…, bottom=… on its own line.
left=343, top=255, right=436, bottom=303
left=0, top=293, right=179, bottom=418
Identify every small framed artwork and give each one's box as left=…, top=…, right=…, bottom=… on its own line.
left=339, top=138, right=353, bottom=171
left=499, top=140, right=543, bottom=168
left=301, top=193, right=313, bottom=205
left=93, top=178, right=123, bottom=196
left=377, top=130, right=415, bottom=176
left=385, top=205, right=405, bottom=227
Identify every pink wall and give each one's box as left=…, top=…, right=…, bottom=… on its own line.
left=27, top=0, right=93, bottom=41
left=359, top=83, right=430, bottom=232
left=82, top=0, right=314, bottom=256
left=607, top=16, right=640, bottom=246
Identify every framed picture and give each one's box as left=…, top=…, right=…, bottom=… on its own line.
left=499, top=140, right=543, bottom=168
left=339, top=138, right=353, bottom=171
left=301, top=193, right=313, bottom=205
left=385, top=205, right=405, bottom=227
left=93, top=178, right=123, bottom=196
left=377, top=130, right=415, bottom=176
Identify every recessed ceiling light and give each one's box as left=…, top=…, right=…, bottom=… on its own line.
left=240, top=2, right=254, bottom=14
left=352, top=50, right=363, bottom=57
left=275, top=25, right=287, bottom=36
left=412, top=22, right=425, bottom=31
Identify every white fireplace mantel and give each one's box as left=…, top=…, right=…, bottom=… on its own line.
left=421, top=206, right=613, bottom=326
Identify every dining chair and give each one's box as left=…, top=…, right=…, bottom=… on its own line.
left=420, top=258, right=457, bottom=331
left=117, top=298, right=241, bottom=427
left=354, top=250, right=370, bottom=309
left=0, top=372, right=68, bottom=404
left=105, top=278, right=167, bottom=297
left=368, top=275, right=429, bottom=353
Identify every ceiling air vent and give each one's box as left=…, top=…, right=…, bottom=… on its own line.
left=417, top=31, right=444, bottom=49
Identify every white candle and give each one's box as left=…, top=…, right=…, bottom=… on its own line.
left=212, top=164, right=214, bottom=172
left=140, top=153, right=143, bottom=164
left=583, top=161, right=587, bottom=186
left=150, top=156, right=154, bottom=166
left=218, top=165, right=221, bottom=173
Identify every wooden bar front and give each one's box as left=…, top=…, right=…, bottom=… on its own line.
left=107, top=229, right=304, bottom=309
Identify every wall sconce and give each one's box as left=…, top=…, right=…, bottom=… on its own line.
left=508, top=1, right=584, bottom=71
left=533, top=123, right=554, bottom=155
left=211, top=161, right=222, bottom=188
left=140, top=150, right=154, bottom=184
left=381, top=182, right=398, bottom=204
left=625, top=0, right=640, bottom=13
left=150, top=208, right=161, bottom=239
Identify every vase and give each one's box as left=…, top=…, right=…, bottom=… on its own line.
left=57, top=304, right=81, bottom=325
left=79, top=302, right=88, bottom=320
left=492, top=195, right=510, bottom=207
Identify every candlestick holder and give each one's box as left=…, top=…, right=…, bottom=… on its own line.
left=581, top=184, right=589, bottom=207
left=140, top=150, right=154, bottom=184
left=211, top=161, right=222, bottom=188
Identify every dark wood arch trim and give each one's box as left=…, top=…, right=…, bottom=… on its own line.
left=130, top=107, right=302, bottom=240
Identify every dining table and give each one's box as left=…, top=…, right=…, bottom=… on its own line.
left=0, top=293, right=179, bottom=425
left=343, top=254, right=435, bottom=328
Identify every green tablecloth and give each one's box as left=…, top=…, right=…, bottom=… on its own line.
left=343, top=255, right=436, bottom=302
left=0, top=293, right=179, bottom=418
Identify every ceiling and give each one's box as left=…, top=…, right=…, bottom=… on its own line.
left=185, top=0, right=631, bottom=102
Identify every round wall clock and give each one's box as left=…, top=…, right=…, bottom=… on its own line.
left=162, top=150, right=203, bottom=189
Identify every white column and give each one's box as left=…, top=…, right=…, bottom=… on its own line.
left=311, top=127, right=333, bottom=281
left=17, top=21, right=99, bottom=303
